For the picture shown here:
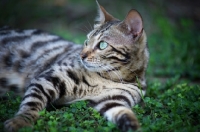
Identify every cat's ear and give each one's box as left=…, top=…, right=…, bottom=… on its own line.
left=95, top=0, right=117, bottom=25
left=122, top=9, right=143, bottom=39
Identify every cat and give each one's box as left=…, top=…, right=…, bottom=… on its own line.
left=1, top=1, right=149, bottom=132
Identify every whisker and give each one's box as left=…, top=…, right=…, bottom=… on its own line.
left=105, top=65, right=124, bottom=84
left=102, top=65, right=119, bottom=83
left=101, top=66, right=114, bottom=81
left=123, top=65, right=135, bottom=73
left=77, top=27, right=89, bottom=33
left=87, top=20, right=93, bottom=31
left=83, top=25, right=91, bottom=33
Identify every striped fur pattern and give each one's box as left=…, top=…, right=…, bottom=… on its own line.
left=2, top=3, right=149, bottom=132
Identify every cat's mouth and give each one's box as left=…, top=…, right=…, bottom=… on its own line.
left=82, top=61, right=103, bottom=72
left=80, top=59, right=104, bottom=72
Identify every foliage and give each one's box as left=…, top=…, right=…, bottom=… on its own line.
left=135, top=80, right=200, bottom=132
left=0, top=79, right=199, bottom=132
left=147, top=16, right=200, bottom=80
left=0, top=99, right=119, bottom=132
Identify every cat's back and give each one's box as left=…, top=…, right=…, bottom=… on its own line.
left=0, top=27, right=82, bottom=96
left=0, top=27, right=81, bottom=72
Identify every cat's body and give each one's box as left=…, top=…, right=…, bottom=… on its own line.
left=0, top=28, right=83, bottom=98
left=1, top=2, right=149, bottom=132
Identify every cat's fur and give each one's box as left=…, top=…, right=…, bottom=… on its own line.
left=1, top=2, right=149, bottom=132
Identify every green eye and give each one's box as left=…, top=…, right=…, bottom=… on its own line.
left=99, top=41, right=108, bottom=50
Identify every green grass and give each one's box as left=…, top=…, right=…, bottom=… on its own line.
left=19, top=101, right=120, bottom=132
left=1, top=79, right=199, bottom=132
left=0, top=0, right=200, bottom=132
left=136, top=79, right=200, bottom=132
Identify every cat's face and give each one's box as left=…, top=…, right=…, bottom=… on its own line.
left=80, top=4, right=149, bottom=84
left=81, top=21, right=132, bottom=71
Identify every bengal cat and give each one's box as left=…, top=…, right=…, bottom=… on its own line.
left=1, top=2, right=149, bottom=132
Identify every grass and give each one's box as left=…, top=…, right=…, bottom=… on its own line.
left=20, top=101, right=120, bottom=132
left=1, top=79, right=199, bottom=132
left=136, top=79, right=200, bottom=132
left=0, top=0, right=200, bottom=132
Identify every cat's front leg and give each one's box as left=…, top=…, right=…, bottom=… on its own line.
left=88, top=86, right=141, bottom=132
left=106, top=105, right=140, bottom=131
left=91, top=100, right=140, bottom=131
left=4, top=78, right=60, bottom=132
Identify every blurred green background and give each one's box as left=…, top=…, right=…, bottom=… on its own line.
left=0, top=0, right=199, bottom=83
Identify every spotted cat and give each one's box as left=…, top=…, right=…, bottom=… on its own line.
left=1, top=2, right=149, bottom=132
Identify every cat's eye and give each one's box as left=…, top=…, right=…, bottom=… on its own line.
left=99, top=41, right=108, bottom=50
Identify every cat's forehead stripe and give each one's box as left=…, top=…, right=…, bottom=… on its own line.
left=91, top=21, right=120, bottom=37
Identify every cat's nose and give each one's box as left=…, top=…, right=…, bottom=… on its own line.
left=80, top=53, right=88, bottom=60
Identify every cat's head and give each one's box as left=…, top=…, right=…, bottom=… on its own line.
left=80, top=2, right=149, bottom=88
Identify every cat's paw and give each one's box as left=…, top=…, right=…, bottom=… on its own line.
left=117, top=113, right=140, bottom=132
left=4, top=116, right=33, bottom=132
